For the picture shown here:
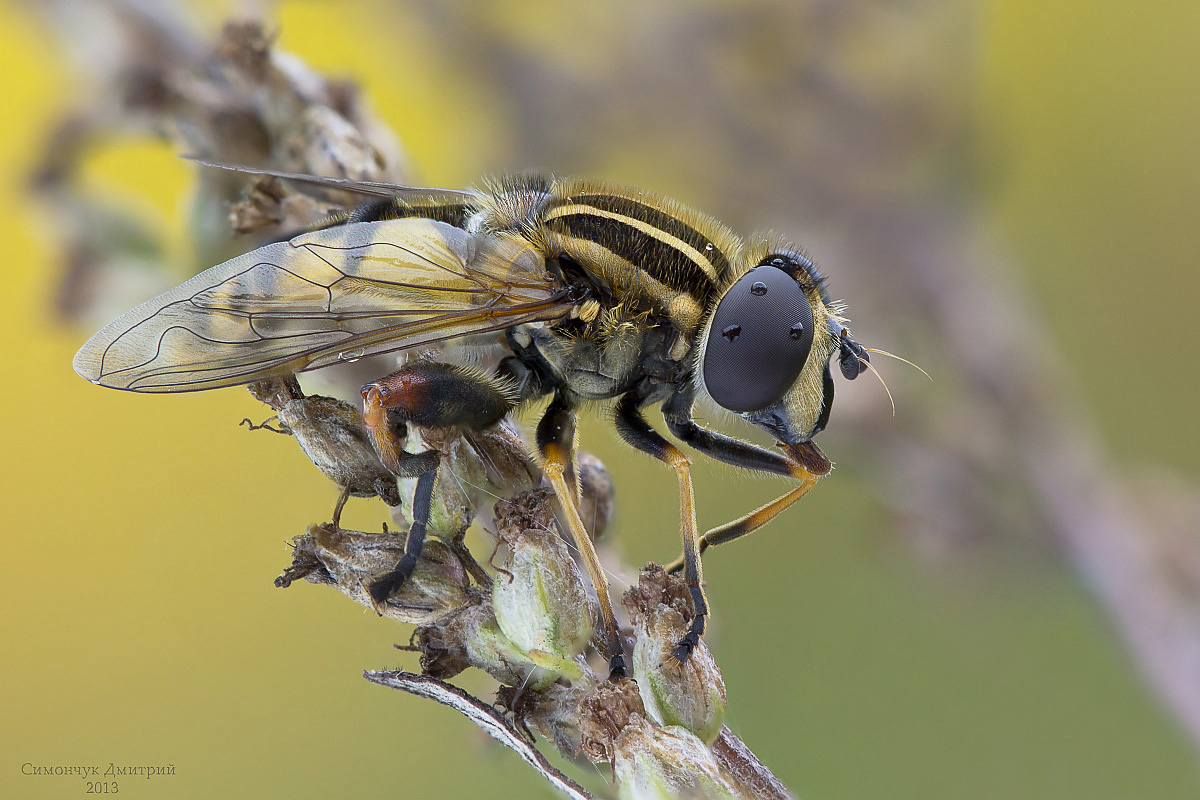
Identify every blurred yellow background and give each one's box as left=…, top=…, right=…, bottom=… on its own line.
left=2, top=1, right=1197, bottom=798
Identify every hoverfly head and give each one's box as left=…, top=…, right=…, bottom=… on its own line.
left=696, top=245, right=845, bottom=449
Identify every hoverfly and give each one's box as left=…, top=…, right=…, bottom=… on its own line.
left=73, top=164, right=870, bottom=676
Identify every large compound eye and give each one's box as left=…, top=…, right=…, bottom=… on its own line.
left=702, top=262, right=815, bottom=412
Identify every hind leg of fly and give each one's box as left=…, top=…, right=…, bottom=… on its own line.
left=537, top=393, right=627, bottom=679
left=361, top=362, right=515, bottom=606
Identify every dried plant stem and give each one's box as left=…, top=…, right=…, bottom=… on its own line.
left=363, top=670, right=597, bottom=800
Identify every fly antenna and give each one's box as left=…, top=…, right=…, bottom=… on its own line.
left=859, top=357, right=896, bottom=417
left=865, top=347, right=931, bottom=382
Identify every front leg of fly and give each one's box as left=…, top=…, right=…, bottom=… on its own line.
left=660, top=390, right=829, bottom=568
left=360, top=361, right=516, bottom=606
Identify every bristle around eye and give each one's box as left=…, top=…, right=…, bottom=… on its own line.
left=739, top=236, right=830, bottom=304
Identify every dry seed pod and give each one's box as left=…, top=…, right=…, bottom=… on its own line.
left=501, top=677, right=599, bottom=757
left=277, top=395, right=402, bottom=507
left=627, top=566, right=727, bottom=744
left=247, top=377, right=401, bottom=508
left=277, top=524, right=471, bottom=625
left=579, top=677, right=646, bottom=765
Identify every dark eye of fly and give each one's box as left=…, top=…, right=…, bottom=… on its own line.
left=702, top=260, right=816, bottom=412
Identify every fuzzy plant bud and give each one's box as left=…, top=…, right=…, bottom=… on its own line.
left=626, top=566, right=727, bottom=744
left=613, top=715, right=742, bottom=800
left=492, top=525, right=593, bottom=681
left=417, top=601, right=560, bottom=690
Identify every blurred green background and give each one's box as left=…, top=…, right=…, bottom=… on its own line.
left=2, top=1, right=1197, bottom=798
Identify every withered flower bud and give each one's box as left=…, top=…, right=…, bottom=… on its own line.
left=579, top=677, right=645, bottom=764
left=277, top=524, right=470, bottom=624
left=627, top=566, right=727, bottom=744
left=502, top=678, right=598, bottom=756
left=247, top=377, right=401, bottom=507
left=612, top=715, right=742, bottom=800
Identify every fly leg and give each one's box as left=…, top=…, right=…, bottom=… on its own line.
left=614, top=393, right=707, bottom=665
left=662, top=391, right=830, bottom=572
left=683, top=468, right=820, bottom=559
left=537, top=394, right=627, bottom=679
left=361, top=362, right=516, bottom=605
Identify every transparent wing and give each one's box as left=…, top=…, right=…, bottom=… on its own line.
left=74, top=218, right=574, bottom=392
left=186, top=157, right=479, bottom=203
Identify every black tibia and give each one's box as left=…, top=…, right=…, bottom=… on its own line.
left=535, top=392, right=580, bottom=503
left=537, top=394, right=627, bottom=679
left=614, top=393, right=708, bottom=664
left=368, top=469, right=436, bottom=605
left=666, top=417, right=796, bottom=476
left=361, top=361, right=515, bottom=602
left=662, top=389, right=793, bottom=476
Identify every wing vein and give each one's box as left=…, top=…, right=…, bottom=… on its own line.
left=76, top=218, right=578, bottom=392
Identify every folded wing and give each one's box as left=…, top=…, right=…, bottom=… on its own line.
left=74, top=218, right=573, bottom=392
